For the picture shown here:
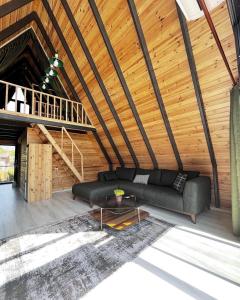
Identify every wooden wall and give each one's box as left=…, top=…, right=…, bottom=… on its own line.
left=27, top=128, right=108, bottom=191
left=0, top=0, right=238, bottom=208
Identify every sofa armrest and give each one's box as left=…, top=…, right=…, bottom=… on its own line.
left=183, top=176, right=211, bottom=214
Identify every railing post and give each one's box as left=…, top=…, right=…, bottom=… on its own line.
left=53, top=96, right=56, bottom=119
left=47, top=95, right=49, bottom=118
left=77, top=103, right=79, bottom=123
left=24, top=88, right=27, bottom=113
left=5, top=83, right=8, bottom=110
left=32, top=90, right=35, bottom=115
left=65, top=101, right=68, bottom=121
left=60, top=98, right=62, bottom=120
left=39, top=93, right=42, bottom=117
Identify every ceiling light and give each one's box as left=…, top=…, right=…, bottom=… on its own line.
left=49, top=53, right=63, bottom=68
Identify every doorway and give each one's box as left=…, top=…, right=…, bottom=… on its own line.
left=0, top=145, right=16, bottom=184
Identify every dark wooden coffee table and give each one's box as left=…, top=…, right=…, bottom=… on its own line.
left=90, top=194, right=149, bottom=230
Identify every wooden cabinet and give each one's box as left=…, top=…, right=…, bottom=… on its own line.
left=27, top=144, right=52, bottom=202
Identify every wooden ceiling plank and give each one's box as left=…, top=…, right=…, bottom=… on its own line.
left=0, top=0, right=32, bottom=18
left=89, top=0, right=158, bottom=169
left=176, top=3, right=220, bottom=207
left=42, top=0, right=124, bottom=167
left=60, top=0, right=138, bottom=167
left=127, top=0, right=183, bottom=170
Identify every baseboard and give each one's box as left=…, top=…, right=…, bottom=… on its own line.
left=53, top=189, right=72, bottom=193
left=210, top=206, right=231, bottom=214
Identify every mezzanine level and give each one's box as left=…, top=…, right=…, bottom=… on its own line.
left=0, top=80, right=95, bottom=131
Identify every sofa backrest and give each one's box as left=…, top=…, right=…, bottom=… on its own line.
left=99, top=168, right=200, bottom=186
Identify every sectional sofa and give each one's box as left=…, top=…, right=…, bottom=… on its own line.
left=72, top=167, right=211, bottom=223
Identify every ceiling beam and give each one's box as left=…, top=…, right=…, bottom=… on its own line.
left=60, top=0, right=139, bottom=168
left=0, top=0, right=32, bottom=18
left=89, top=0, right=158, bottom=169
left=42, top=0, right=124, bottom=167
left=176, top=3, right=220, bottom=207
left=0, top=11, right=112, bottom=169
left=127, top=0, right=183, bottom=170
left=198, top=0, right=236, bottom=85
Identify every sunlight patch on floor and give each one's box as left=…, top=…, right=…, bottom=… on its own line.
left=152, top=226, right=240, bottom=284
left=83, top=226, right=240, bottom=300
left=0, top=231, right=106, bottom=287
left=0, top=233, right=68, bottom=262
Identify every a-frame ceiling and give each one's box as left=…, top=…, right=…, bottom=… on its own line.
left=0, top=0, right=238, bottom=208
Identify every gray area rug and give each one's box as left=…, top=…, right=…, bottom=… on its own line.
left=0, top=213, right=173, bottom=300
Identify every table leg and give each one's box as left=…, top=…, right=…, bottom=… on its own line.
left=137, top=208, right=140, bottom=224
left=100, top=208, right=103, bottom=230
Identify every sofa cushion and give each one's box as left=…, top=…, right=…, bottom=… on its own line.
left=160, top=169, right=178, bottom=186
left=104, top=171, right=118, bottom=181
left=184, top=170, right=200, bottom=180
left=143, top=185, right=183, bottom=211
left=172, top=173, right=188, bottom=193
left=116, top=167, right=136, bottom=181
left=72, top=181, right=118, bottom=202
left=133, top=174, right=149, bottom=185
left=148, top=169, right=161, bottom=185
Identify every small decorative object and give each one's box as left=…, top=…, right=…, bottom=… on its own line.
left=114, top=189, right=125, bottom=204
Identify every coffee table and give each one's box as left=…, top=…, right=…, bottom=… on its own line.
left=90, top=194, right=149, bottom=230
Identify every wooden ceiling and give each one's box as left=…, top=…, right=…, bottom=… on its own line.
left=0, top=0, right=238, bottom=208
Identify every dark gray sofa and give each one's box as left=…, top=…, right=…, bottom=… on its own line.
left=72, top=167, right=211, bottom=223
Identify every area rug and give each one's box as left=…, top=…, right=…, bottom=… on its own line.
left=0, top=213, right=173, bottom=300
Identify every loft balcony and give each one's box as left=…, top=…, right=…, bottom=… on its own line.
left=0, top=80, right=95, bottom=131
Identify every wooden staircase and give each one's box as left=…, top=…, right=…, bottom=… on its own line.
left=33, top=124, right=84, bottom=183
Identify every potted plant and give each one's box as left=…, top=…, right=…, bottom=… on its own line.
left=114, top=189, right=125, bottom=204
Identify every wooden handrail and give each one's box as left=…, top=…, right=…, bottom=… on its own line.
left=0, top=80, right=93, bottom=127
left=61, top=127, right=84, bottom=180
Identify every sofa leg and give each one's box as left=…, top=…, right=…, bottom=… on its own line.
left=190, top=214, right=196, bottom=224
left=89, top=201, right=93, bottom=208
left=73, top=194, right=76, bottom=200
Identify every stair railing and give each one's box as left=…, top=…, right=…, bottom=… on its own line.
left=61, top=127, right=84, bottom=180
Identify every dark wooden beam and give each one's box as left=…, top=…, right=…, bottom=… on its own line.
left=127, top=0, right=183, bottom=170
left=88, top=0, right=158, bottom=169
left=60, top=0, right=139, bottom=168
left=0, top=11, right=112, bottom=169
left=0, top=0, right=32, bottom=18
left=42, top=0, right=124, bottom=167
left=176, top=3, right=220, bottom=207
left=198, top=0, right=236, bottom=85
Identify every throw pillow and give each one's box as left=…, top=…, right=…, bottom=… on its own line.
left=148, top=169, right=161, bottom=185
left=116, top=167, right=136, bottom=181
left=172, top=173, right=188, bottom=193
left=160, top=169, right=178, bottom=186
left=104, top=171, right=118, bottom=181
left=133, top=174, right=150, bottom=185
